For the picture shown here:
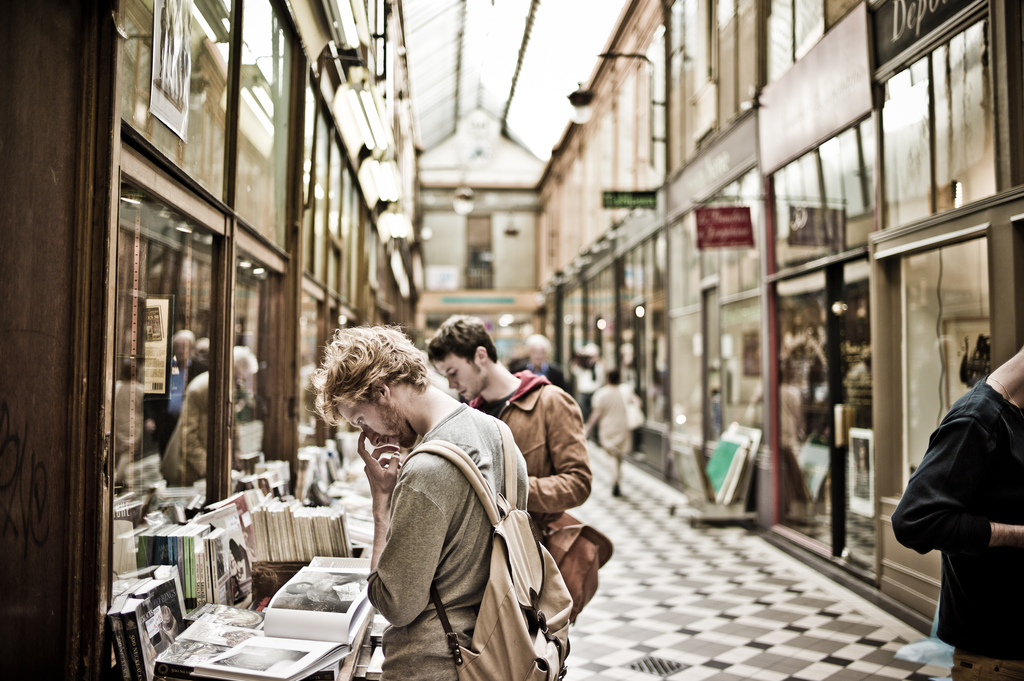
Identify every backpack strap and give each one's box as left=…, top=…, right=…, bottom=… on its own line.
left=496, top=419, right=518, bottom=508
left=411, top=438, right=502, bottom=525
left=410, top=419, right=520, bottom=671
left=409, top=418, right=520, bottom=524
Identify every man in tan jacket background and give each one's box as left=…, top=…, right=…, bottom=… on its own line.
left=427, top=315, right=592, bottom=533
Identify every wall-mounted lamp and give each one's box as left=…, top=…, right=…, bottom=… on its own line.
left=453, top=186, right=474, bottom=215
left=569, top=53, right=654, bottom=126
left=567, top=83, right=594, bottom=125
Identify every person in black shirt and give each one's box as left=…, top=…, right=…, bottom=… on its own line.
left=892, top=345, right=1024, bottom=678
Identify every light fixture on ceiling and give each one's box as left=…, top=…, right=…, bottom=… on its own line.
left=567, top=83, right=594, bottom=125
left=453, top=186, right=474, bottom=215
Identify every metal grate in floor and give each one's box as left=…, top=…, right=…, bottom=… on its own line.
left=628, top=655, right=686, bottom=677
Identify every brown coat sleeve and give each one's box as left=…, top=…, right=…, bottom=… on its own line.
left=502, top=385, right=592, bottom=522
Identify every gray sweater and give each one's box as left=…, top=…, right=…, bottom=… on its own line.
left=367, top=404, right=528, bottom=680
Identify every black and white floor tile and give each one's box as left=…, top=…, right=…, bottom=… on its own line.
left=564, top=444, right=951, bottom=681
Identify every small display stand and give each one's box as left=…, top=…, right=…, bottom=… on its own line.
left=672, top=424, right=761, bottom=527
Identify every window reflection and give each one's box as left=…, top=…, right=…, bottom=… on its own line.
left=114, top=186, right=215, bottom=491
left=774, top=119, right=874, bottom=270
left=777, top=272, right=830, bottom=545
left=235, top=0, right=292, bottom=246
left=671, top=312, right=703, bottom=441
left=121, top=0, right=231, bottom=198
left=902, top=239, right=989, bottom=482
left=298, top=293, right=321, bottom=445
left=233, top=253, right=270, bottom=475
left=883, top=21, right=994, bottom=228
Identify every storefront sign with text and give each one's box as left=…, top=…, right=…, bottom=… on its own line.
left=695, top=206, right=755, bottom=249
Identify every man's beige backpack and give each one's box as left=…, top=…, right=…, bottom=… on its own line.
left=412, top=420, right=573, bottom=680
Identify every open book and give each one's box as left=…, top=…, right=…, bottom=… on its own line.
left=191, top=558, right=371, bottom=681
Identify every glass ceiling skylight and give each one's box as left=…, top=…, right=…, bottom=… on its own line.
left=402, top=0, right=626, bottom=160
left=505, top=0, right=625, bottom=160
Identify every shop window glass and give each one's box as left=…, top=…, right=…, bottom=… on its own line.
left=121, top=0, right=231, bottom=198
left=669, top=214, right=701, bottom=309
left=883, top=58, right=931, bottom=227
left=298, top=292, right=321, bottom=445
left=720, top=297, right=762, bottom=430
left=768, top=0, right=822, bottom=81
left=327, top=136, right=343, bottom=293
left=932, top=23, right=995, bottom=212
left=773, top=121, right=874, bottom=272
left=768, top=0, right=794, bottom=81
left=774, top=151, right=828, bottom=269
left=308, top=110, right=330, bottom=280
left=235, top=0, right=292, bottom=247
left=820, top=120, right=874, bottom=249
left=643, top=236, right=668, bottom=423
left=669, top=0, right=685, bottom=171
left=301, top=82, right=316, bottom=269
left=590, top=268, right=616, bottom=369
left=883, top=21, right=994, bottom=228
left=113, top=186, right=215, bottom=496
left=233, top=253, right=271, bottom=475
left=777, top=271, right=830, bottom=544
left=902, top=238, right=989, bottom=483
left=342, top=168, right=357, bottom=302
left=671, top=311, right=703, bottom=441
left=562, top=286, right=584, bottom=370
left=719, top=169, right=762, bottom=296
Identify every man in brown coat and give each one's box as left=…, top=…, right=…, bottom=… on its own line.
left=427, top=315, right=592, bottom=533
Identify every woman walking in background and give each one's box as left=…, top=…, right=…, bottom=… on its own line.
left=584, top=369, right=636, bottom=497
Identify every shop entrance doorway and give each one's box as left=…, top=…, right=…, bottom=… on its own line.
left=776, top=258, right=874, bottom=571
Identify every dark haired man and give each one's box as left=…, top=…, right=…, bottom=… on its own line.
left=427, top=315, right=591, bottom=534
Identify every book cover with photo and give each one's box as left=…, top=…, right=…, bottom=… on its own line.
left=194, top=506, right=253, bottom=605
left=204, top=527, right=234, bottom=605
left=185, top=603, right=265, bottom=630
left=262, top=561, right=371, bottom=648
left=192, top=636, right=350, bottom=681
left=154, top=620, right=265, bottom=678
left=120, top=568, right=186, bottom=681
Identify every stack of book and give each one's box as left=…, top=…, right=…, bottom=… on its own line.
left=125, top=490, right=262, bottom=611
left=147, top=557, right=372, bottom=681
left=251, top=501, right=352, bottom=562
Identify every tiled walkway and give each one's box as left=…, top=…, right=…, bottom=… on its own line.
left=565, top=444, right=952, bottom=681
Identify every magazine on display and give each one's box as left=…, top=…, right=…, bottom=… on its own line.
left=190, top=637, right=348, bottom=681
left=189, top=558, right=371, bottom=681
left=154, top=620, right=265, bottom=678
left=185, top=603, right=265, bottom=630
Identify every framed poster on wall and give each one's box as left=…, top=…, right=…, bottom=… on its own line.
left=848, top=427, right=874, bottom=517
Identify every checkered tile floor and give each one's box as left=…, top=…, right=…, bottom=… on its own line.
left=564, top=444, right=952, bottom=681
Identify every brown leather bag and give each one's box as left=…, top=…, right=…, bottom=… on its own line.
left=543, top=512, right=614, bottom=624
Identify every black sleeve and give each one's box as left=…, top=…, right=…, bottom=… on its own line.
left=891, top=413, right=995, bottom=556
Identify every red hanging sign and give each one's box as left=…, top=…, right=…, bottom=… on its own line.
left=695, top=206, right=755, bottom=249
